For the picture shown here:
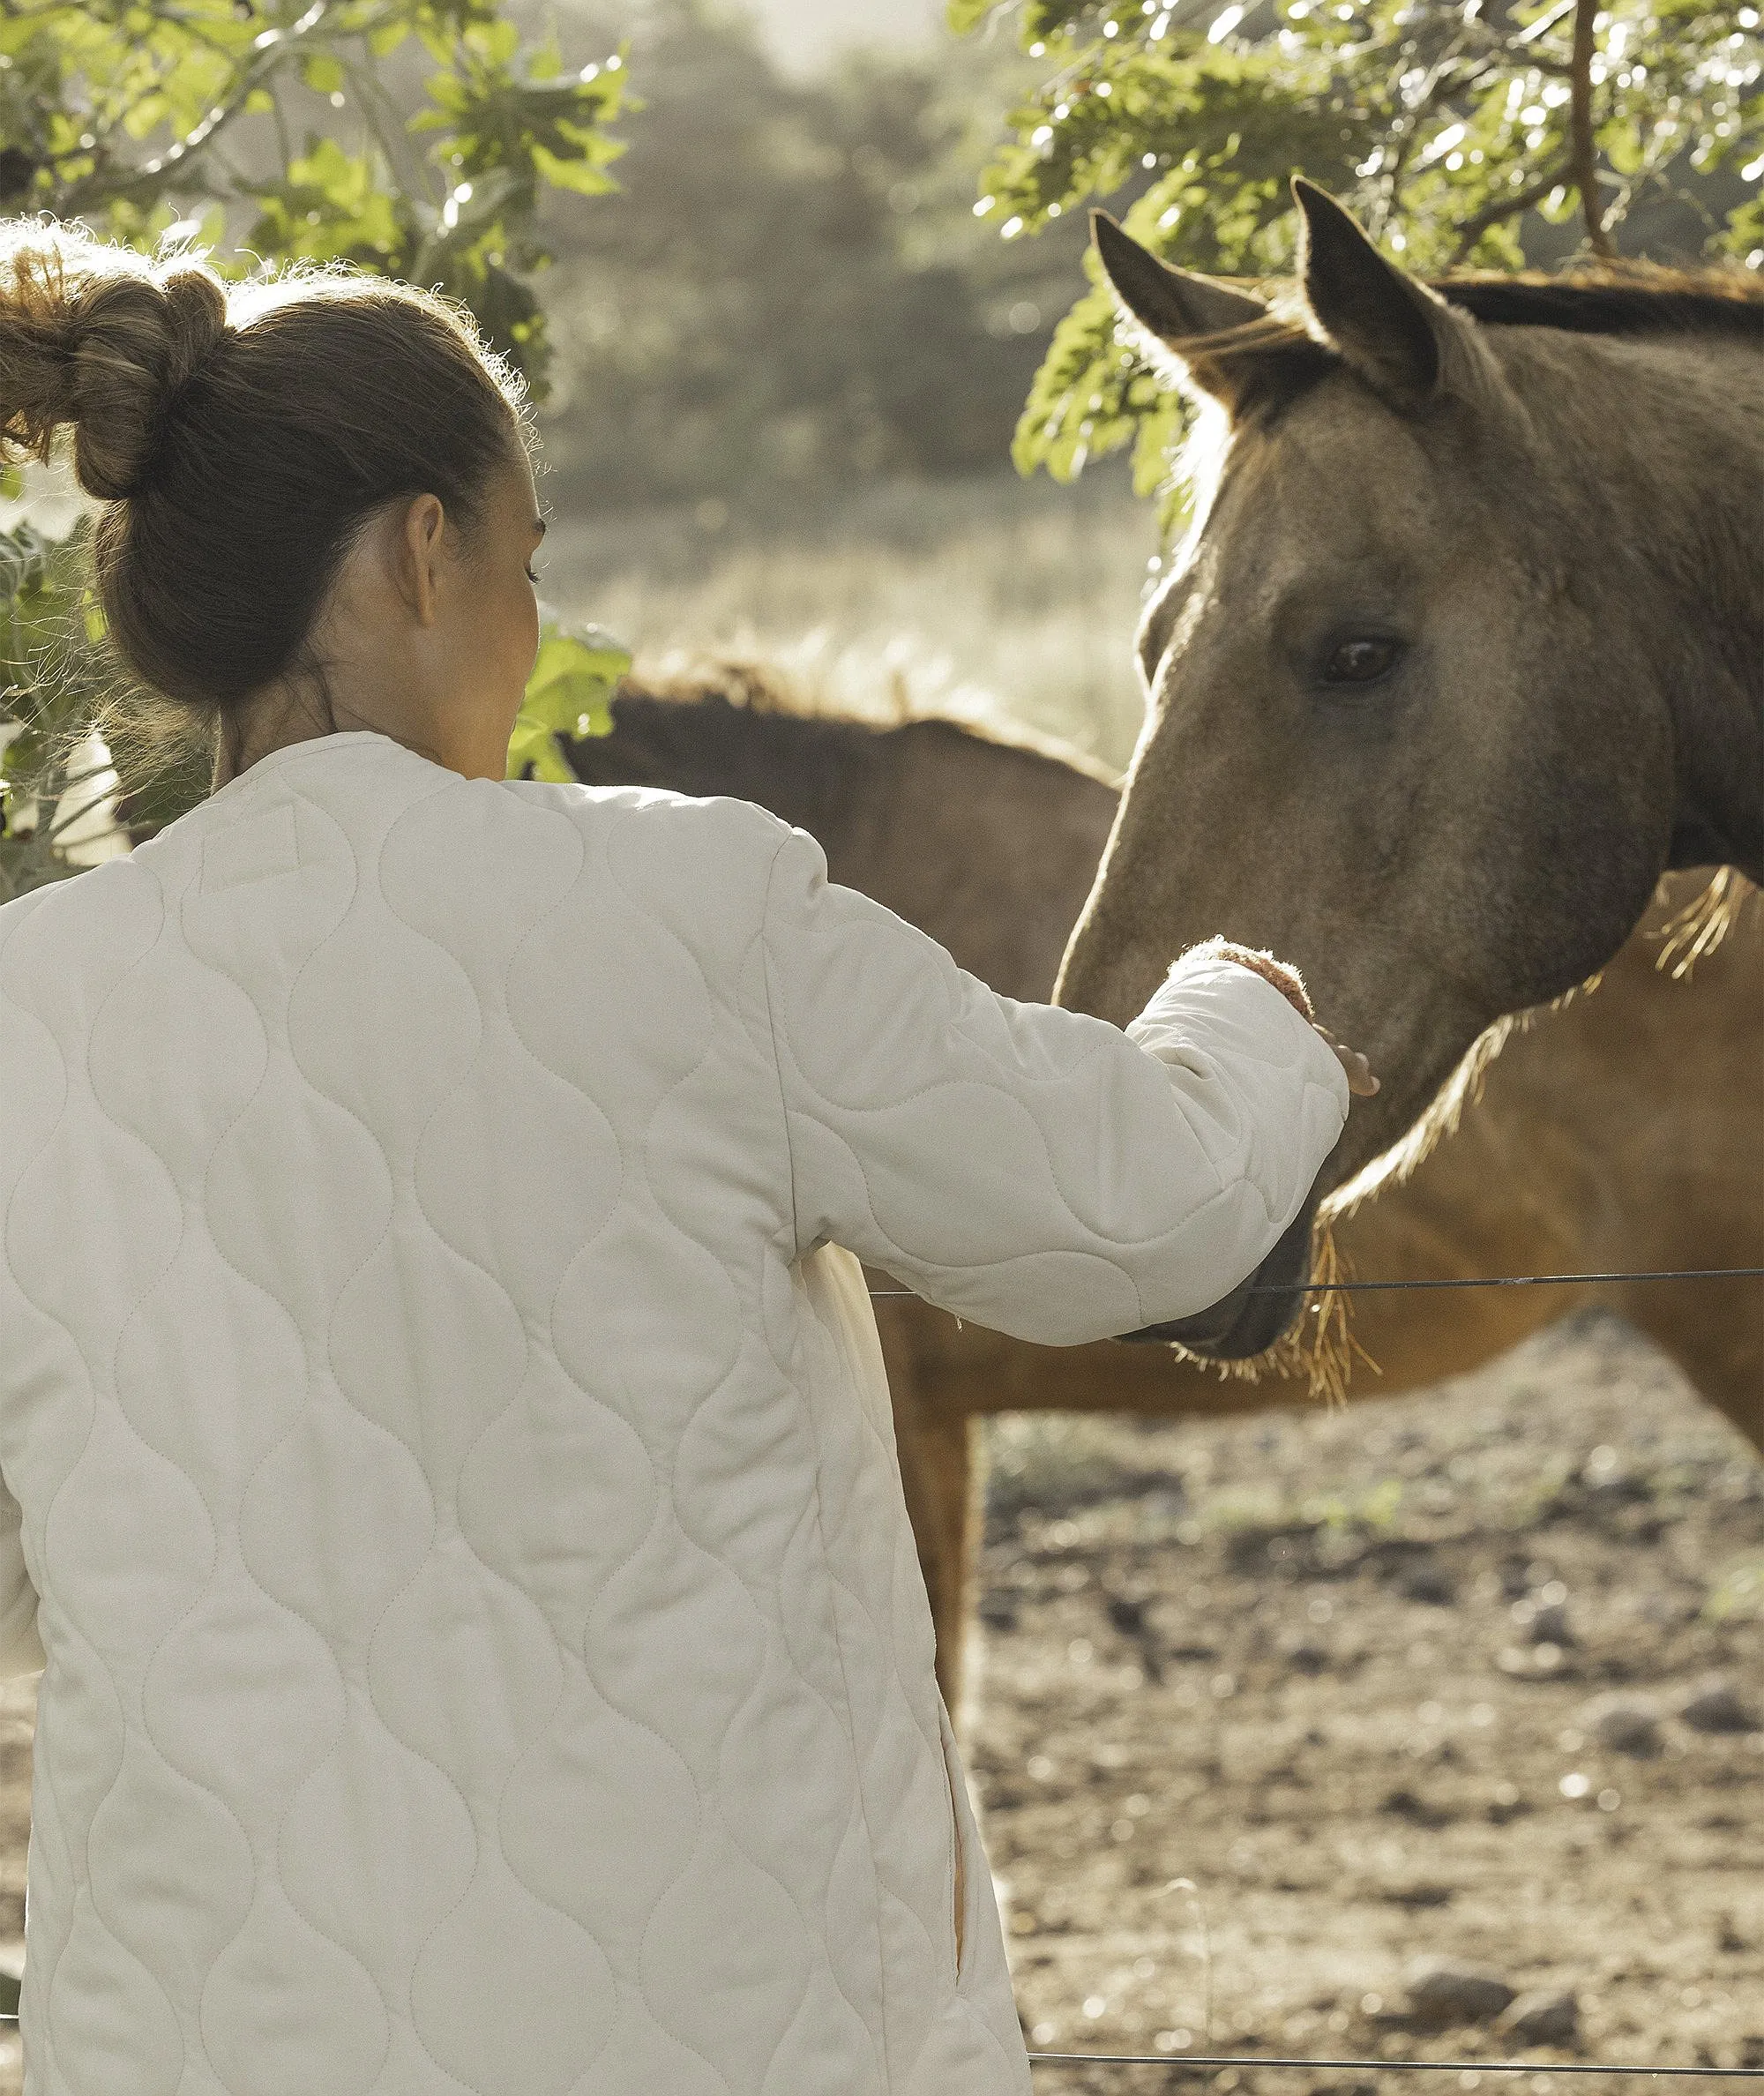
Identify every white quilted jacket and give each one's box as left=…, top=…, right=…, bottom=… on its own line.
left=0, top=730, right=1348, bottom=2095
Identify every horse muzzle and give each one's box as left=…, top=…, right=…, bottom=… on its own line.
left=1111, top=1201, right=1314, bottom=1359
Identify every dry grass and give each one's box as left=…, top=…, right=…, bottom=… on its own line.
left=535, top=467, right=1158, bottom=775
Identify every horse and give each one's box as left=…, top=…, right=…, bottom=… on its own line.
left=1056, top=177, right=1762, bottom=1370
left=566, top=672, right=1762, bottom=1718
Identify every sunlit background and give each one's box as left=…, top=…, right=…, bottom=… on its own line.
left=0, top=3, right=1758, bottom=2084
left=747, top=0, right=946, bottom=73
left=516, top=0, right=1158, bottom=779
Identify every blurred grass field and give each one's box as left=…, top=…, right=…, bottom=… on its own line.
left=536, top=464, right=1160, bottom=777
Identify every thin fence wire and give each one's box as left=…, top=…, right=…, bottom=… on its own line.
left=1027, top=2053, right=1764, bottom=2078
left=869, top=1269, right=1764, bottom=1300
left=878, top=1258, right=1764, bottom=2087
left=0, top=2016, right=1747, bottom=2072
left=1245, top=1269, right=1764, bottom=1295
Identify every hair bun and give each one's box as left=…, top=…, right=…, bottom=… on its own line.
left=0, top=231, right=229, bottom=500
left=69, top=263, right=229, bottom=498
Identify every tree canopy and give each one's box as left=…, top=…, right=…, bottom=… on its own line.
left=949, top=0, right=1762, bottom=505
left=532, top=0, right=1092, bottom=509
left=0, top=0, right=632, bottom=897
left=0, top=0, right=627, bottom=388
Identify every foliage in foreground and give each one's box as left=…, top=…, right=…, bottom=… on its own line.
left=0, top=0, right=630, bottom=896
left=948, top=0, right=1762, bottom=504
left=0, top=0, right=626, bottom=390
left=0, top=509, right=630, bottom=905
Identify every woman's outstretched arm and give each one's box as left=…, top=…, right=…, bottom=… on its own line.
left=759, top=825, right=1351, bottom=1345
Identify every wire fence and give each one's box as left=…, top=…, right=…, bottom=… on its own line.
left=870, top=1269, right=1764, bottom=1301
left=875, top=1258, right=1764, bottom=2089
left=0, top=2016, right=1750, bottom=2074
left=1026, top=2051, right=1764, bottom=2079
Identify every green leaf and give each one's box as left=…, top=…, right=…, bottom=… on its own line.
left=506, top=622, right=632, bottom=780
left=957, top=0, right=1763, bottom=496
left=531, top=143, right=618, bottom=196
left=300, top=53, right=346, bottom=96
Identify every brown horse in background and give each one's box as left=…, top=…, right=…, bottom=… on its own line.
left=568, top=673, right=1762, bottom=1719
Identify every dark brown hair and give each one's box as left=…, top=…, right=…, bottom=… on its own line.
left=0, top=223, right=529, bottom=775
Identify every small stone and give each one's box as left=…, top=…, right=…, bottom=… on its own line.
left=1401, top=1561, right=1456, bottom=1606
left=1106, top=1593, right=1149, bottom=1636
left=1381, top=1786, right=1453, bottom=1830
left=1678, top=1676, right=1759, bottom=1734
left=1581, top=1693, right=1661, bottom=1756
left=1278, top=1629, right=1331, bottom=1673
left=1402, top=1956, right=1516, bottom=2027
left=1581, top=1446, right=1644, bottom=1500
left=1498, top=1987, right=1579, bottom=2044
left=1528, top=1599, right=1573, bottom=1645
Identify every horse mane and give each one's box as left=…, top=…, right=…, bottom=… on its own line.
left=1160, top=255, right=1762, bottom=444
left=1150, top=253, right=1762, bottom=531
left=1649, top=865, right=1760, bottom=978
left=1429, top=259, right=1764, bottom=342
left=616, top=652, right=1122, bottom=787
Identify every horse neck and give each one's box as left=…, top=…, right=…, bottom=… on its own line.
left=579, top=694, right=1118, bottom=997
left=1549, top=330, right=1763, bottom=880
left=585, top=693, right=871, bottom=843
left=859, top=723, right=1120, bottom=996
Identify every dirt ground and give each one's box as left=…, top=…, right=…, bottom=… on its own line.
left=0, top=1309, right=1754, bottom=2093
left=968, top=1308, right=1764, bottom=2095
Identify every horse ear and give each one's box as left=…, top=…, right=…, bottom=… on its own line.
left=1090, top=211, right=1284, bottom=413
left=1089, top=210, right=1332, bottom=419
left=1291, top=177, right=1459, bottom=408
left=1091, top=212, right=1267, bottom=341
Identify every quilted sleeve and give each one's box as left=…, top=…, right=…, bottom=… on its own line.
left=759, top=826, right=1349, bottom=1345
left=0, top=1473, right=43, bottom=1679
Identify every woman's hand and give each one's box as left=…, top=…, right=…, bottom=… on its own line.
left=1209, top=941, right=1380, bottom=1099
left=1312, top=1023, right=1379, bottom=1098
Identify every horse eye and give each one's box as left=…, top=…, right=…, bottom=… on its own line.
left=1320, top=636, right=1402, bottom=685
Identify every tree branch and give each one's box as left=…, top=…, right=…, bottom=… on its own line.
left=1568, top=0, right=1615, bottom=257
left=56, top=2, right=342, bottom=221
left=1447, top=158, right=1573, bottom=266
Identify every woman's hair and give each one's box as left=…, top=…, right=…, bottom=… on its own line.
left=0, top=221, right=530, bottom=771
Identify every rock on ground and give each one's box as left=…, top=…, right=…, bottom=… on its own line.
left=1580, top=1691, right=1663, bottom=1755
left=1403, top=1954, right=1518, bottom=2027
left=1499, top=1987, right=1581, bottom=2044
left=1678, top=1675, right=1759, bottom=1734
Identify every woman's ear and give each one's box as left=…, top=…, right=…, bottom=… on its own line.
left=393, top=492, right=448, bottom=626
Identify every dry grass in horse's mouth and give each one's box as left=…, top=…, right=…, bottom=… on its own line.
left=1163, top=1219, right=1371, bottom=1409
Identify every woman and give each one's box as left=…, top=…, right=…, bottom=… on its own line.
left=0, top=233, right=1372, bottom=2095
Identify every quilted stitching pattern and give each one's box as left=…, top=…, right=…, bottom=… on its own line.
left=760, top=830, right=1349, bottom=1343
left=0, top=730, right=1346, bottom=2094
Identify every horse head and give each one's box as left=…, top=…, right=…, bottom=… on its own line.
left=1058, top=179, right=1763, bottom=1359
